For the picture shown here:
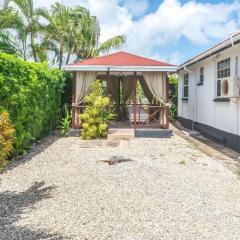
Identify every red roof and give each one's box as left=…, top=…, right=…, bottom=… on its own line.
left=68, top=51, right=175, bottom=67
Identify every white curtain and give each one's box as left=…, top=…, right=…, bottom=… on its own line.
left=76, top=72, right=97, bottom=104
left=121, top=75, right=136, bottom=102
left=143, top=72, right=167, bottom=104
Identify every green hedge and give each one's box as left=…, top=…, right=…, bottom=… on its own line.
left=0, top=52, right=65, bottom=154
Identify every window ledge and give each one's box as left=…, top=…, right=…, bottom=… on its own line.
left=197, top=82, right=203, bottom=86
left=213, top=97, right=230, bottom=102
left=181, top=97, right=188, bottom=101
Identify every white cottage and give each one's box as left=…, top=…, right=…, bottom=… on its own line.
left=177, top=32, right=240, bottom=152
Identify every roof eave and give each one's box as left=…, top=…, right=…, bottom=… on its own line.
left=64, top=65, right=177, bottom=72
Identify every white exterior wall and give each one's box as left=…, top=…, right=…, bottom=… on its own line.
left=178, top=46, right=240, bottom=136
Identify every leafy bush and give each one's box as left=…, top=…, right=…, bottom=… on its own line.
left=168, top=75, right=178, bottom=120
left=0, top=52, right=65, bottom=154
left=0, top=111, right=15, bottom=168
left=79, top=80, right=115, bottom=140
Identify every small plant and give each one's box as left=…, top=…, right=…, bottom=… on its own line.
left=60, top=106, right=72, bottom=136
left=0, top=111, right=15, bottom=168
left=79, top=80, right=115, bottom=140
left=179, top=160, right=186, bottom=165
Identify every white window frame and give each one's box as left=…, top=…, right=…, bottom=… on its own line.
left=183, top=73, right=189, bottom=98
left=198, top=67, right=204, bottom=85
left=216, top=58, right=231, bottom=97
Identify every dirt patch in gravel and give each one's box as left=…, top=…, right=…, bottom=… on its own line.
left=100, top=156, right=134, bottom=165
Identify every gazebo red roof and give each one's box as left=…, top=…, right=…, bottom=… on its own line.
left=68, top=51, right=175, bottom=67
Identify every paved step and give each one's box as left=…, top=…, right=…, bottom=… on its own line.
left=108, top=128, right=135, bottom=140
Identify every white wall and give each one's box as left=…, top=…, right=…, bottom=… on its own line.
left=178, top=46, right=240, bottom=135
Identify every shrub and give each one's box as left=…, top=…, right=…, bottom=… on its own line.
left=0, top=52, right=65, bottom=154
left=0, top=111, right=15, bottom=168
left=79, top=80, right=115, bottom=140
left=168, top=75, right=178, bottom=120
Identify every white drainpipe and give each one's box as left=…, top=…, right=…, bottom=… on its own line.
left=183, top=65, right=196, bottom=130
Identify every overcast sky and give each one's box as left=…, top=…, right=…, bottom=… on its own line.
left=33, top=0, right=240, bottom=64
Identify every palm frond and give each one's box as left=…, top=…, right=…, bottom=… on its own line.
left=95, top=35, right=126, bottom=56
left=0, top=31, right=18, bottom=54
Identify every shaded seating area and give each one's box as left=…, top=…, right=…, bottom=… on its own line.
left=64, top=51, right=177, bottom=130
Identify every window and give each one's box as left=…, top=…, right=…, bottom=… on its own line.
left=216, top=58, right=231, bottom=97
left=183, top=74, right=189, bottom=98
left=199, top=67, right=204, bottom=84
left=217, top=58, right=230, bottom=79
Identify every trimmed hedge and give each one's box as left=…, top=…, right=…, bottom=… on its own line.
left=0, top=52, right=65, bottom=154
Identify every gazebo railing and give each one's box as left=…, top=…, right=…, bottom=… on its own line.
left=71, top=103, right=169, bottom=129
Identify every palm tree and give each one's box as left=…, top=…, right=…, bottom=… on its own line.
left=3, top=0, right=41, bottom=61
left=1, top=1, right=126, bottom=66
left=70, top=8, right=126, bottom=61
left=37, top=3, right=70, bottom=68
left=0, top=8, right=28, bottom=59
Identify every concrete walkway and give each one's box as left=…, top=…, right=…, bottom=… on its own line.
left=1, top=131, right=240, bottom=239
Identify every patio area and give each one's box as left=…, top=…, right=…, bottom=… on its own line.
left=1, top=128, right=240, bottom=240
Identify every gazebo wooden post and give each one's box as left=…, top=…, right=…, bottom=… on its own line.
left=71, top=72, right=77, bottom=128
left=165, top=74, right=170, bottom=129
left=133, top=72, right=137, bottom=129
left=106, top=71, right=110, bottom=95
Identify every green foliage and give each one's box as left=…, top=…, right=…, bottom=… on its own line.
left=60, top=106, right=71, bottom=136
left=1, top=1, right=125, bottom=67
left=61, top=72, right=72, bottom=106
left=79, top=80, right=115, bottom=140
left=168, top=75, right=178, bottom=120
left=136, top=81, right=145, bottom=101
left=0, top=111, right=15, bottom=168
left=0, top=51, right=65, bottom=154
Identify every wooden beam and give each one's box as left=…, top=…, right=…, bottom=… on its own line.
left=133, top=72, right=137, bottom=129
left=106, top=71, right=110, bottom=95
left=71, top=72, right=77, bottom=128
left=165, top=73, right=170, bottom=129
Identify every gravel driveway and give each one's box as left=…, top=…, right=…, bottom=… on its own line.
left=1, top=133, right=240, bottom=240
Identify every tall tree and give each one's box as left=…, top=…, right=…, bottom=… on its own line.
left=3, top=0, right=41, bottom=61
left=0, top=8, right=29, bottom=59
left=70, top=8, right=126, bottom=60
left=37, top=3, right=71, bottom=68
left=1, top=1, right=126, bottom=66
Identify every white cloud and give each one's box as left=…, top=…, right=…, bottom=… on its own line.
left=34, top=0, right=240, bottom=64
left=124, top=0, right=240, bottom=59
left=119, top=0, right=148, bottom=17
left=81, top=0, right=132, bottom=42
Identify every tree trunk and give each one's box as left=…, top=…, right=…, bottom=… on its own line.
left=59, top=42, right=64, bottom=69
left=30, top=32, right=37, bottom=62
left=66, top=48, right=72, bottom=64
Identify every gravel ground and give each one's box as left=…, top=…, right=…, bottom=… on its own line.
left=1, top=133, right=240, bottom=240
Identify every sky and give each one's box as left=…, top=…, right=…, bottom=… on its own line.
left=34, top=0, right=240, bottom=65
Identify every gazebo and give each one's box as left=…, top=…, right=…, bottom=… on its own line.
left=64, top=51, right=177, bottom=133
